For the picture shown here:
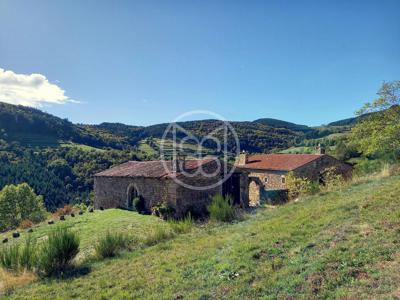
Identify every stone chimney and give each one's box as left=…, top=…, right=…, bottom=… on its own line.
left=237, top=151, right=249, bottom=165
left=316, top=144, right=325, bottom=155
left=173, top=152, right=187, bottom=172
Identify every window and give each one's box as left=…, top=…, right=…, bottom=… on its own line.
left=264, top=177, right=268, bottom=183
left=281, top=176, right=286, bottom=184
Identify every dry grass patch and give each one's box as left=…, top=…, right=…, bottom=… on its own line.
left=0, top=269, right=36, bottom=293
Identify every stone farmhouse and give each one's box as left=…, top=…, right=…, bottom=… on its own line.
left=235, top=149, right=353, bottom=206
left=94, top=158, right=249, bottom=218
left=94, top=146, right=352, bottom=216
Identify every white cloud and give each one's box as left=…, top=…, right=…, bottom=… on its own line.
left=0, top=68, right=75, bottom=107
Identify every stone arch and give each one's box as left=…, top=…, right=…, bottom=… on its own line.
left=126, top=183, right=140, bottom=210
left=248, top=177, right=263, bottom=207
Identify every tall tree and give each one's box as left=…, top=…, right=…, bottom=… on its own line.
left=351, top=81, right=400, bottom=158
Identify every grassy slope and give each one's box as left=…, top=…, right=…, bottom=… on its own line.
left=4, top=176, right=400, bottom=299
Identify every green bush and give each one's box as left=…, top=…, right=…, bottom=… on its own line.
left=168, top=213, right=194, bottom=234
left=0, top=237, right=37, bottom=272
left=133, top=196, right=146, bottom=213
left=151, top=202, right=176, bottom=220
left=286, top=171, right=319, bottom=200
left=208, top=194, right=235, bottom=222
left=38, top=226, right=80, bottom=275
left=95, top=231, right=129, bottom=258
left=0, top=183, right=46, bottom=231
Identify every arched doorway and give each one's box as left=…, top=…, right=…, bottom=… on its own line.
left=127, top=184, right=139, bottom=210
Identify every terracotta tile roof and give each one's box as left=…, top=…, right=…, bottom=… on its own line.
left=236, top=154, right=323, bottom=171
left=94, top=159, right=216, bottom=178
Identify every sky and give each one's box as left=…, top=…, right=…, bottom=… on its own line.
left=0, top=0, right=399, bottom=126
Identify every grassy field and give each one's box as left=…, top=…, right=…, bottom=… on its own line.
left=2, top=176, right=400, bottom=299
left=60, top=142, right=106, bottom=152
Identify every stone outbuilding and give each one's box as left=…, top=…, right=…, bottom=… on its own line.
left=235, top=151, right=352, bottom=206
left=94, top=158, right=249, bottom=218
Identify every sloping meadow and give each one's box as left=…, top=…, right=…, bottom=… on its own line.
left=2, top=175, right=400, bottom=299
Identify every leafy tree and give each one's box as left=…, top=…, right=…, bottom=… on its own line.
left=0, top=183, right=46, bottom=231
left=351, top=81, right=400, bottom=158
left=0, top=185, right=19, bottom=230
left=17, top=183, right=47, bottom=223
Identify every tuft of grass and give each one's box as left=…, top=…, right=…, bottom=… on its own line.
left=168, top=214, right=194, bottom=234
left=143, top=226, right=175, bottom=246
left=38, top=226, right=80, bottom=276
left=0, top=244, right=20, bottom=271
left=208, top=194, right=236, bottom=222
left=94, top=231, right=129, bottom=258
left=0, top=237, right=36, bottom=272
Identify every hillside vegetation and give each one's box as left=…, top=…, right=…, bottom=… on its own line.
left=0, top=101, right=358, bottom=209
left=2, top=175, right=400, bottom=299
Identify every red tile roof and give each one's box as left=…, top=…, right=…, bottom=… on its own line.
left=236, top=154, right=323, bottom=171
left=94, top=159, right=216, bottom=178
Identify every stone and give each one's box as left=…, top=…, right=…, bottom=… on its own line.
left=2, top=238, right=8, bottom=243
left=12, top=232, right=20, bottom=238
left=48, top=220, right=55, bottom=225
left=71, top=213, right=75, bottom=217
left=27, top=228, right=33, bottom=233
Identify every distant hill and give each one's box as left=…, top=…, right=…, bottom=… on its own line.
left=0, top=102, right=353, bottom=153
left=253, top=118, right=312, bottom=132
left=328, top=116, right=359, bottom=126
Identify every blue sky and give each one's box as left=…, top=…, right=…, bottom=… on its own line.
left=0, top=0, right=399, bottom=126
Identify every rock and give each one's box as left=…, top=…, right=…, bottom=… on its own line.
left=27, top=228, right=33, bottom=233
left=2, top=238, right=8, bottom=243
left=60, top=215, right=65, bottom=221
left=89, top=208, right=94, bottom=213
left=79, top=210, right=84, bottom=215
left=48, top=220, right=55, bottom=225
left=12, top=232, right=20, bottom=238
left=71, top=213, right=75, bottom=217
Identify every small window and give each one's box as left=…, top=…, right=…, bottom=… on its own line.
left=281, top=176, right=286, bottom=184
left=264, top=177, right=268, bottom=183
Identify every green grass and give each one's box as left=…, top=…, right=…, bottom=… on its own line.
left=60, top=142, right=106, bottom=152
left=2, top=176, right=400, bottom=299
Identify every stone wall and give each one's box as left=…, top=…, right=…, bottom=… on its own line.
left=294, top=155, right=353, bottom=181
left=94, top=160, right=250, bottom=218
left=94, top=176, right=176, bottom=211
left=244, top=155, right=352, bottom=206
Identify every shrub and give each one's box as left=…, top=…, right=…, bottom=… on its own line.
left=95, top=231, right=129, bottom=258
left=151, top=202, right=176, bottom=220
left=169, top=213, right=194, bottom=234
left=321, top=167, right=345, bottom=192
left=0, top=183, right=46, bottom=232
left=19, top=219, right=34, bottom=229
left=38, top=226, right=80, bottom=276
left=133, top=196, right=146, bottom=213
left=208, top=194, right=235, bottom=222
left=286, top=172, right=319, bottom=200
left=0, top=237, right=37, bottom=272
left=55, top=204, right=74, bottom=216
